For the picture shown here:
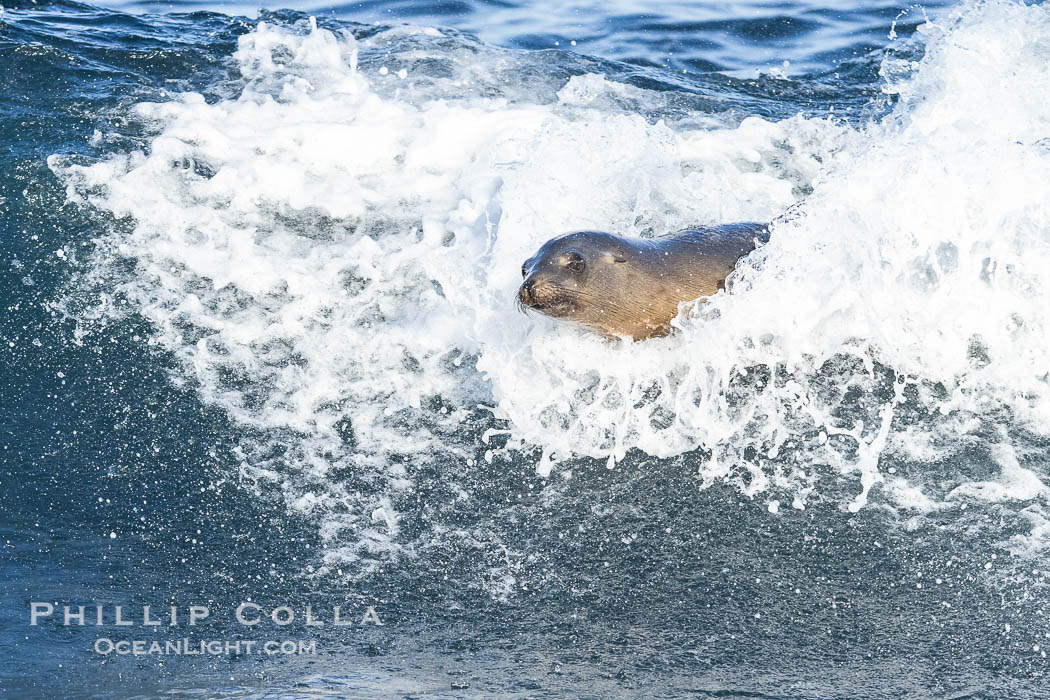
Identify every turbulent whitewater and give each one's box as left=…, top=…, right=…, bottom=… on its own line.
left=52, top=2, right=1050, bottom=572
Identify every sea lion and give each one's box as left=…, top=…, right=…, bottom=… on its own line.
left=518, top=222, right=769, bottom=340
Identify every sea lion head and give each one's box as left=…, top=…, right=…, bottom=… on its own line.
left=518, top=231, right=633, bottom=336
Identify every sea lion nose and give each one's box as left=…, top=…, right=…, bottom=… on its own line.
left=519, top=278, right=535, bottom=305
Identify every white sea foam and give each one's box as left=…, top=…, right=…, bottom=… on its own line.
left=52, top=1, right=1050, bottom=569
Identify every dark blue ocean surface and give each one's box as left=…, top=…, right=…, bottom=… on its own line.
left=94, top=0, right=937, bottom=76
left=3, top=0, right=1050, bottom=697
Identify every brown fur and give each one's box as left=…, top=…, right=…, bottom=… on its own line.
left=518, top=223, right=769, bottom=340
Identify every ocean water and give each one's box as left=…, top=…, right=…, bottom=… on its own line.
left=3, top=0, right=1050, bottom=696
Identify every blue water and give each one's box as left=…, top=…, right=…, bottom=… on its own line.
left=4, top=0, right=1050, bottom=697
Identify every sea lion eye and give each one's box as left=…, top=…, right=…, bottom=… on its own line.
left=565, top=252, right=584, bottom=272
left=521, top=266, right=528, bottom=278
